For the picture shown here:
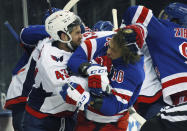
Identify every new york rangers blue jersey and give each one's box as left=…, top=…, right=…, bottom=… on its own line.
left=68, top=36, right=145, bottom=122
left=122, top=5, right=187, bottom=105
left=20, top=25, right=49, bottom=46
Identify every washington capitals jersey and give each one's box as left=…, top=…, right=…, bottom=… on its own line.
left=122, top=5, right=187, bottom=105
left=68, top=36, right=145, bottom=122
left=27, top=38, right=89, bottom=116
left=5, top=42, right=41, bottom=109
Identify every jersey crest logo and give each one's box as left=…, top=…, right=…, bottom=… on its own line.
left=51, top=55, right=63, bottom=62
left=179, top=42, right=187, bottom=59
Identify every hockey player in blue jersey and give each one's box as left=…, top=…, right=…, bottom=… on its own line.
left=61, top=21, right=146, bottom=130
left=120, top=2, right=187, bottom=131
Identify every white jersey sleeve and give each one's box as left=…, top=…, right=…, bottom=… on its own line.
left=139, top=43, right=162, bottom=98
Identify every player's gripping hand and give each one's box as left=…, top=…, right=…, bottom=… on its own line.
left=93, top=56, right=112, bottom=73
left=124, top=24, right=146, bottom=49
left=87, top=64, right=110, bottom=95
left=60, top=82, right=90, bottom=110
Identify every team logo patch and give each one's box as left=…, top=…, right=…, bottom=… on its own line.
left=124, top=29, right=133, bottom=34
left=51, top=55, right=63, bottom=62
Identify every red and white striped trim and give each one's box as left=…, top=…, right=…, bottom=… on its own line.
left=132, top=6, right=153, bottom=27
left=136, top=90, right=162, bottom=104
left=161, top=72, right=187, bottom=105
left=112, top=88, right=132, bottom=104
left=81, top=39, right=97, bottom=61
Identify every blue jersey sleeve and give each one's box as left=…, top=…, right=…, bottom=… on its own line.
left=68, top=35, right=112, bottom=74
left=68, top=45, right=89, bottom=74
left=20, top=25, right=49, bottom=46
left=12, top=51, right=30, bottom=75
left=122, top=6, right=138, bottom=25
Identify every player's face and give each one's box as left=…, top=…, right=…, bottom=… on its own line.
left=70, top=25, right=82, bottom=49
left=107, top=39, right=122, bottom=60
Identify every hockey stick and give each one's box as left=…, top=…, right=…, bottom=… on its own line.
left=63, top=0, right=80, bottom=11
left=129, top=107, right=146, bottom=127
left=67, top=82, right=90, bottom=126
left=67, top=82, right=89, bottom=110
left=112, top=9, right=118, bottom=31
left=46, top=0, right=53, bottom=14
left=4, top=21, right=21, bottom=43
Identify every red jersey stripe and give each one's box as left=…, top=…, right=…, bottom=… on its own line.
left=84, top=40, right=92, bottom=61
left=111, top=90, right=131, bottom=102
left=162, top=77, right=187, bottom=89
left=136, top=7, right=149, bottom=24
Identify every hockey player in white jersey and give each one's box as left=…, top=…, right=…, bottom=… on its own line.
left=22, top=10, right=87, bottom=131
left=21, top=10, right=116, bottom=131
left=4, top=8, right=64, bottom=131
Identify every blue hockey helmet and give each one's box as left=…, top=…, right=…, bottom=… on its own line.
left=42, top=7, right=61, bottom=24
left=159, top=2, right=187, bottom=27
left=92, top=20, right=114, bottom=31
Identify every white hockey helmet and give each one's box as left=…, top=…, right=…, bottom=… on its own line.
left=45, top=10, right=81, bottom=50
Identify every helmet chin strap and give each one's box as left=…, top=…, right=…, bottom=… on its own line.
left=67, top=42, right=75, bottom=51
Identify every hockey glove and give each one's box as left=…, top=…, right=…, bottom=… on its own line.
left=60, top=82, right=90, bottom=110
left=125, top=24, right=146, bottom=49
left=93, top=56, right=112, bottom=73
left=87, top=64, right=110, bottom=96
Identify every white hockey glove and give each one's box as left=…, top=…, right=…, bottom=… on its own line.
left=60, top=82, right=90, bottom=110
left=87, top=64, right=110, bottom=96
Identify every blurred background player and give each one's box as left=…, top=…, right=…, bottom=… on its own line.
left=121, top=2, right=187, bottom=131
left=4, top=23, right=36, bottom=131
left=158, top=2, right=187, bottom=27
left=4, top=8, right=60, bottom=131
left=92, top=20, right=114, bottom=31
